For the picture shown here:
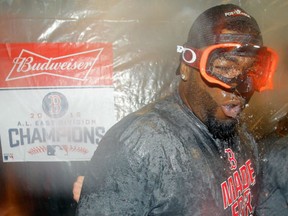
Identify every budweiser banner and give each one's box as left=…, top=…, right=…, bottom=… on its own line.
left=0, top=43, right=116, bottom=162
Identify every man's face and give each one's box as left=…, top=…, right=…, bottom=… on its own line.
left=179, top=53, right=255, bottom=141
left=178, top=25, right=278, bottom=141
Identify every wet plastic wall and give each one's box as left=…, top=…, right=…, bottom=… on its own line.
left=0, top=0, right=287, bottom=215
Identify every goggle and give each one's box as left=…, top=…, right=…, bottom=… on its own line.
left=177, top=42, right=278, bottom=93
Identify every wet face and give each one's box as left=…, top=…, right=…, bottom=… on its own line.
left=179, top=58, right=253, bottom=141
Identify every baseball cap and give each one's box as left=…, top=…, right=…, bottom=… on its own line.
left=187, top=4, right=263, bottom=48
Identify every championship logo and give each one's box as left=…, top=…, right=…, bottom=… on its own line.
left=42, top=92, right=68, bottom=118
left=0, top=43, right=115, bottom=162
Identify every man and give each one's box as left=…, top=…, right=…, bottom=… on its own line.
left=256, top=114, right=288, bottom=215
left=76, top=4, right=278, bottom=215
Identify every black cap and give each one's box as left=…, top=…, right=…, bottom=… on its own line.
left=187, top=4, right=263, bottom=48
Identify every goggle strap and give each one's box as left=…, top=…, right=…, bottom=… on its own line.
left=177, top=45, right=202, bottom=69
left=214, top=34, right=262, bottom=46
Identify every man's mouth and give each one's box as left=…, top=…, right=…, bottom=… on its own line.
left=221, top=102, right=243, bottom=118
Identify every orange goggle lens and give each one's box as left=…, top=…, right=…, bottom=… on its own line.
left=178, top=43, right=278, bottom=92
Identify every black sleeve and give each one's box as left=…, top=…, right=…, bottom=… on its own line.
left=75, top=115, right=181, bottom=216
left=256, top=137, right=288, bottom=215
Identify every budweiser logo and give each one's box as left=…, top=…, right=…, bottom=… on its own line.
left=6, top=48, right=104, bottom=81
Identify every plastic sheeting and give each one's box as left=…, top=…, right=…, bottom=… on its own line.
left=0, top=0, right=287, bottom=215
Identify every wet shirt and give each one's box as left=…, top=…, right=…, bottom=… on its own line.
left=76, top=92, right=259, bottom=216
left=256, top=136, right=288, bottom=216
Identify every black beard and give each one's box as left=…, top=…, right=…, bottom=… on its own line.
left=206, top=112, right=238, bottom=145
left=187, top=73, right=240, bottom=145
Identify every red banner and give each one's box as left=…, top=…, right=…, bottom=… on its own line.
left=0, top=43, right=113, bottom=88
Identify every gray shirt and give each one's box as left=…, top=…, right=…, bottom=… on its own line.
left=76, top=91, right=259, bottom=216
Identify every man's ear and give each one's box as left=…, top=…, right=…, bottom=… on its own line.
left=179, top=62, right=192, bottom=81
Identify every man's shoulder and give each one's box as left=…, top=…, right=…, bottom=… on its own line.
left=98, top=96, right=179, bottom=144
left=110, top=94, right=180, bottom=135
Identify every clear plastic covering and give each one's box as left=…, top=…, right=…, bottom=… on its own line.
left=0, top=0, right=287, bottom=215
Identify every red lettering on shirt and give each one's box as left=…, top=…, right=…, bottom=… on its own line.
left=221, top=148, right=255, bottom=215
left=225, top=148, right=237, bottom=170
left=245, top=159, right=256, bottom=185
